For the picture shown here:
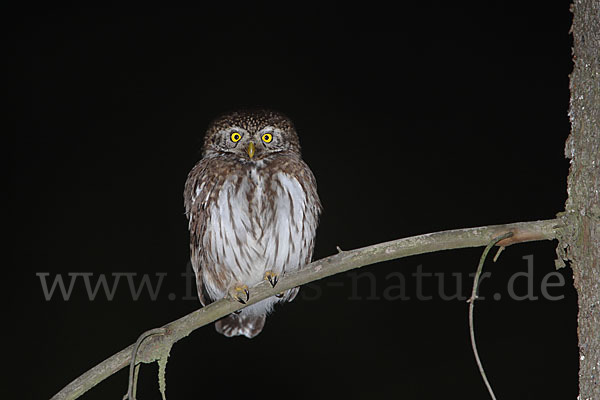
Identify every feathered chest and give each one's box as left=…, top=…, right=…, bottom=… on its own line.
left=191, top=164, right=314, bottom=279
left=218, top=167, right=277, bottom=242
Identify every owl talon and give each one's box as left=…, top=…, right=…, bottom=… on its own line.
left=264, top=271, right=279, bottom=288
left=231, top=285, right=250, bottom=304
left=275, top=292, right=284, bottom=298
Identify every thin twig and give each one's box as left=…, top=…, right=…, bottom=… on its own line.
left=51, top=219, right=561, bottom=400
left=131, top=365, right=139, bottom=400
left=123, top=328, right=166, bottom=400
left=467, top=231, right=513, bottom=400
left=492, top=246, right=505, bottom=262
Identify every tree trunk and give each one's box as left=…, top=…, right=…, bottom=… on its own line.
left=561, top=0, right=600, bottom=398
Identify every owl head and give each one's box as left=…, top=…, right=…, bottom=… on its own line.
left=201, top=109, right=301, bottom=161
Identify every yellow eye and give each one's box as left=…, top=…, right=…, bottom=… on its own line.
left=261, top=133, right=273, bottom=143
left=230, top=132, right=241, bottom=142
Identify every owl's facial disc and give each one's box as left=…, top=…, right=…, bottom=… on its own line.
left=203, top=109, right=301, bottom=160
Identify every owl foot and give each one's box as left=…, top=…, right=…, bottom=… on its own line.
left=230, top=284, right=250, bottom=304
left=264, top=271, right=279, bottom=288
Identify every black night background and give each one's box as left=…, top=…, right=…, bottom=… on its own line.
left=8, top=2, right=577, bottom=399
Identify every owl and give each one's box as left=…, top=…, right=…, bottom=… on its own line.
left=184, top=109, right=321, bottom=338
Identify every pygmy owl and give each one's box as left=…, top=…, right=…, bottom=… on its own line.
left=184, top=109, right=321, bottom=338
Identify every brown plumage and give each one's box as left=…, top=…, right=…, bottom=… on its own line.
left=184, top=109, right=321, bottom=338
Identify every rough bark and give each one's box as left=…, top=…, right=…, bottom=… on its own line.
left=559, top=0, right=600, bottom=398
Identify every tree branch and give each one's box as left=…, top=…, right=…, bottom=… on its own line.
left=467, top=231, right=514, bottom=400
left=51, top=218, right=562, bottom=400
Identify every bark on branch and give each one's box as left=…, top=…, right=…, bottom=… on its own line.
left=51, top=218, right=562, bottom=400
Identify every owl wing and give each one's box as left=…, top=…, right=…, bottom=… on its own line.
left=184, top=158, right=222, bottom=306
left=281, top=159, right=322, bottom=302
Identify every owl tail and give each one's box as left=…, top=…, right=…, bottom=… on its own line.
left=215, top=313, right=266, bottom=338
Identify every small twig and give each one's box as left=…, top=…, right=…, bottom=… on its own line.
left=158, top=349, right=170, bottom=400
left=131, top=365, right=139, bottom=400
left=468, top=231, right=513, bottom=400
left=492, top=246, right=505, bottom=262
left=123, top=368, right=137, bottom=399
left=336, top=245, right=343, bottom=253
left=124, top=328, right=166, bottom=400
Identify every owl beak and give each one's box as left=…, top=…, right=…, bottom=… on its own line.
left=247, top=142, right=255, bottom=159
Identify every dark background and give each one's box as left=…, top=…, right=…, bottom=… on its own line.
left=8, top=2, right=577, bottom=399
